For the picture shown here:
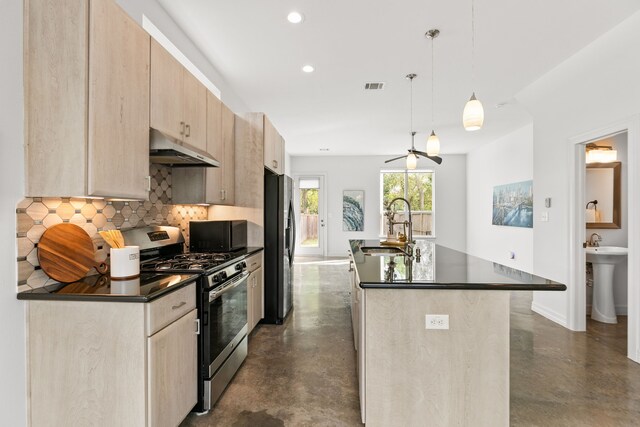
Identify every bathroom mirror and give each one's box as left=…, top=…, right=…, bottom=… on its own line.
left=585, top=161, right=621, bottom=229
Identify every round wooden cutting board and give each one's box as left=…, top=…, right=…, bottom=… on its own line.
left=37, top=223, right=108, bottom=283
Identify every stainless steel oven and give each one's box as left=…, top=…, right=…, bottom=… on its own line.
left=201, top=265, right=249, bottom=409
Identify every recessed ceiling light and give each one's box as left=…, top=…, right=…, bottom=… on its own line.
left=287, top=11, right=304, bottom=24
left=302, top=65, right=314, bottom=73
left=319, top=148, right=330, bottom=151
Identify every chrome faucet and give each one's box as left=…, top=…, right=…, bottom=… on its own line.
left=588, top=233, right=602, bottom=247
left=385, top=197, right=414, bottom=256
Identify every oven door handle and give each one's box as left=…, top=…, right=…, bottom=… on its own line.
left=209, top=271, right=250, bottom=301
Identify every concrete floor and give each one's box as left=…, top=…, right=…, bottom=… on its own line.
left=182, top=257, right=640, bottom=427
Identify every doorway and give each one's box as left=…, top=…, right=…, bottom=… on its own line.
left=294, top=175, right=327, bottom=256
left=568, top=116, right=640, bottom=363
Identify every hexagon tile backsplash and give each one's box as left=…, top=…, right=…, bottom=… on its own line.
left=15, top=164, right=208, bottom=291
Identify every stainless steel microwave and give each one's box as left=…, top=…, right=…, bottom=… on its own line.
left=189, top=220, right=248, bottom=252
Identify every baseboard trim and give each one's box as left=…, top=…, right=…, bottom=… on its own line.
left=586, top=304, right=628, bottom=316
left=531, top=301, right=568, bottom=328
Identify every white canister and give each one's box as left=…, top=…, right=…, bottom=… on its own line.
left=110, top=246, right=140, bottom=279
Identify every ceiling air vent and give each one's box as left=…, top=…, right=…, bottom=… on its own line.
left=364, top=82, right=385, bottom=91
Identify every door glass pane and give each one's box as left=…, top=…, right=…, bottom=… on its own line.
left=299, top=187, right=319, bottom=247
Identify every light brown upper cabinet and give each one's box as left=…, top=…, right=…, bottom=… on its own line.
left=150, top=40, right=207, bottom=153
left=25, top=0, right=150, bottom=199
left=263, top=116, right=285, bottom=174
left=172, top=95, right=235, bottom=205
left=234, top=114, right=265, bottom=209
left=205, top=99, right=236, bottom=205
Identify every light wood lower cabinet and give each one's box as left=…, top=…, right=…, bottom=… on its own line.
left=148, top=309, right=198, bottom=427
left=26, top=283, right=198, bottom=427
left=25, top=0, right=150, bottom=199
left=246, top=252, right=264, bottom=333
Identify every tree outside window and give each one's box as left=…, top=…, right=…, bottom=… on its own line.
left=381, top=170, right=434, bottom=237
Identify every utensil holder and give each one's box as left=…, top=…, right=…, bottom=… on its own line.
left=110, top=246, right=140, bottom=279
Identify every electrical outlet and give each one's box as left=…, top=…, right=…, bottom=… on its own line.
left=541, top=211, right=549, bottom=222
left=425, top=314, right=449, bottom=330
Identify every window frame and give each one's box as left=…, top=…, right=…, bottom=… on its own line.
left=379, top=168, right=436, bottom=239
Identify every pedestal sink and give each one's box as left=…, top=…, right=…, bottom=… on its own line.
left=585, top=246, right=628, bottom=324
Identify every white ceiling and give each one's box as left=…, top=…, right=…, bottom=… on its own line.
left=158, top=0, right=640, bottom=156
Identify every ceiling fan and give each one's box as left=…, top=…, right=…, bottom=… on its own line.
left=385, top=131, right=443, bottom=166
left=385, top=74, right=443, bottom=167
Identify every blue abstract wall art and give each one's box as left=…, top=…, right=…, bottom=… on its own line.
left=492, top=180, right=533, bottom=228
left=343, top=190, right=364, bottom=231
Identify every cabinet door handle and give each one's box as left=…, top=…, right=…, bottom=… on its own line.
left=185, top=124, right=191, bottom=137
left=195, top=318, right=200, bottom=335
left=145, top=176, right=151, bottom=192
left=272, top=160, right=278, bottom=169
left=172, top=301, right=186, bottom=310
left=222, top=189, right=226, bottom=200
left=180, top=121, right=185, bottom=136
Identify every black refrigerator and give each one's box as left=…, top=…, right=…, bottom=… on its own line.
left=263, top=173, right=295, bottom=324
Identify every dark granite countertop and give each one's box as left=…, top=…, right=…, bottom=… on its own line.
left=349, top=239, right=566, bottom=291
left=242, top=247, right=263, bottom=256
left=17, top=273, right=198, bottom=302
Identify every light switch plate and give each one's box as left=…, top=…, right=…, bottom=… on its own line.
left=425, top=314, right=449, bottom=330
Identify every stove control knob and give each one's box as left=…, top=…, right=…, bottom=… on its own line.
left=212, top=274, right=221, bottom=283
left=220, top=271, right=228, bottom=280
left=235, top=263, right=242, bottom=271
left=242, top=261, right=247, bottom=269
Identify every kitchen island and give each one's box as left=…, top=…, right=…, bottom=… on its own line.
left=348, top=239, right=565, bottom=427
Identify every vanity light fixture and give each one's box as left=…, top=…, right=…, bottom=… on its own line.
left=462, top=0, right=484, bottom=131
left=287, top=11, right=304, bottom=24
left=426, top=29, right=441, bottom=156
left=585, top=143, right=617, bottom=163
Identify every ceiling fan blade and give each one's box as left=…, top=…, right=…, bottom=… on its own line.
left=385, top=155, right=408, bottom=163
left=413, top=150, right=443, bottom=165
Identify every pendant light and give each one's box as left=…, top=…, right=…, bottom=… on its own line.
left=463, top=0, right=484, bottom=131
left=406, top=74, right=418, bottom=170
left=426, top=29, right=441, bottom=156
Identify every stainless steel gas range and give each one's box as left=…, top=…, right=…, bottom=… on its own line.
left=123, top=226, right=249, bottom=412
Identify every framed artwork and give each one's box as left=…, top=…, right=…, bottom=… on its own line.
left=343, top=190, right=364, bottom=231
left=492, top=180, right=533, bottom=228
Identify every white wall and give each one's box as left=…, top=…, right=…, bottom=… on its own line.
left=585, top=133, right=628, bottom=313
left=466, top=124, right=534, bottom=272
left=0, top=0, right=27, bottom=424
left=290, top=155, right=467, bottom=257
left=117, top=0, right=249, bottom=114
left=516, top=10, right=640, bottom=326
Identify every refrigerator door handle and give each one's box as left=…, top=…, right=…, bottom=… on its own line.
left=289, top=200, right=296, bottom=262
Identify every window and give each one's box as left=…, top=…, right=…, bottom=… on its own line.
left=380, top=170, right=435, bottom=238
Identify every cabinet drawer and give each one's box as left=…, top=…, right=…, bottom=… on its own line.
left=146, top=283, right=196, bottom=336
left=245, top=252, right=262, bottom=273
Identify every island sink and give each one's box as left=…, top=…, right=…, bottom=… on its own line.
left=360, top=246, right=406, bottom=256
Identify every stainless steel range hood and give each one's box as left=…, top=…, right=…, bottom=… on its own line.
left=149, top=128, right=220, bottom=167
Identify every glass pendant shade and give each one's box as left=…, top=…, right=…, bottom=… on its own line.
left=406, top=153, right=418, bottom=169
left=426, top=130, right=440, bottom=156
left=463, top=92, right=484, bottom=131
